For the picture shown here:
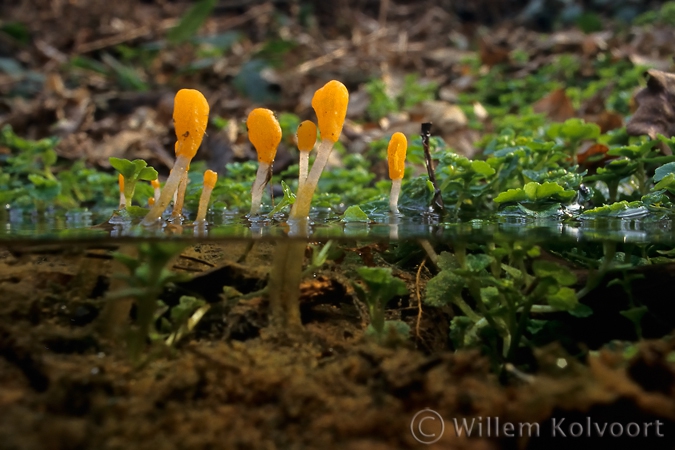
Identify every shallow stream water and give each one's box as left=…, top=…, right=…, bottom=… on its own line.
left=0, top=206, right=674, bottom=247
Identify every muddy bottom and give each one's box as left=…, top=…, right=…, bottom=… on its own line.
left=1, top=242, right=675, bottom=450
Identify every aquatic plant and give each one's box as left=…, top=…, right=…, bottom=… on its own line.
left=354, top=267, right=409, bottom=342
left=109, top=157, right=158, bottom=210
left=246, top=108, right=282, bottom=215
left=105, top=242, right=190, bottom=363
left=142, top=89, right=209, bottom=225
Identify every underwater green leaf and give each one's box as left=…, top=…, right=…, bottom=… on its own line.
left=424, top=270, right=465, bottom=307
left=546, top=286, right=578, bottom=311
left=532, top=260, right=576, bottom=286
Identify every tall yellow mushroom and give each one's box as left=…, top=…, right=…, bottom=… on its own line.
left=296, top=120, right=317, bottom=189
left=142, top=89, right=209, bottom=226
left=387, top=132, right=407, bottom=214
left=246, top=108, right=281, bottom=216
left=289, top=80, right=349, bottom=220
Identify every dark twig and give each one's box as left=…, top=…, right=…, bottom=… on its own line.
left=421, top=123, right=444, bottom=213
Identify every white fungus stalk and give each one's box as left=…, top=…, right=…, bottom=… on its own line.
left=249, top=161, right=271, bottom=216
left=142, top=157, right=189, bottom=225
left=389, top=178, right=402, bottom=214
left=171, top=170, right=189, bottom=219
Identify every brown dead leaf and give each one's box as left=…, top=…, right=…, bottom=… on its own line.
left=626, top=69, right=675, bottom=140
left=479, top=37, right=510, bottom=67
left=577, top=143, right=613, bottom=174
left=532, top=88, right=575, bottom=122
left=584, top=110, right=623, bottom=133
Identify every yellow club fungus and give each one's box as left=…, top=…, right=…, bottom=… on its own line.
left=266, top=80, right=349, bottom=333
left=151, top=178, right=160, bottom=203
left=118, top=173, right=126, bottom=209
left=296, top=120, right=317, bottom=189
left=246, top=108, right=281, bottom=215
left=290, top=80, right=349, bottom=220
left=387, top=132, right=407, bottom=214
left=142, top=89, right=209, bottom=226
left=195, top=169, right=218, bottom=223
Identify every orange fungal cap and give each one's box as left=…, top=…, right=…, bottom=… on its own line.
left=311, top=80, right=348, bottom=143
left=296, top=120, right=317, bottom=152
left=203, top=169, right=218, bottom=189
left=246, top=108, right=282, bottom=164
left=148, top=197, right=155, bottom=206
left=173, top=89, right=210, bottom=160
left=387, top=132, right=407, bottom=180
left=151, top=179, right=160, bottom=189
left=118, top=173, right=124, bottom=192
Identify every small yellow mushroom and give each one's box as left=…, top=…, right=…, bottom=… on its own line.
left=142, top=89, right=209, bottom=225
left=118, top=173, right=126, bottom=210
left=387, top=132, right=407, bottom=214
left=290, top=80, right=349, bottom=221
left=151, top=178, right=161, bottom=203
left=296, top=120, right=317, bottom=188
left=246, top=108, right=281, bottom=215
left=195, top=169, right=218, bottom=223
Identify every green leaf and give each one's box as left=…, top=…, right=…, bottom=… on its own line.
left=620, top=306, right=648, bottom=326
left=170, top=295, right=206, bottom=323
left=137, top=166, right=158, bottom=181
left=470, top=160, right=495, bottom=177
left=559, top=118, right=600, bottom=141
left=268, top=180, right=296, bottom=216
left=357, top=267, right=408, bottom=307
left=341, top=205, right=370, bottom=223
left=532, top=260, right=576, bottom=286
left=546, top=287, right=578, bottom=311
left=27, top=174, right=61, bottom=201
left=581, top=201, right=648, bottom=218
left=167, top=0, right=218, bottom=44
left=437, top=251, right=460, bottom=271
left=480, top=286, right=500, bottom=308
left=569, top=303, right=593, bottom=318
left=109, top=157, right=137, bottom=180
left=465, top=254, right=494, bottom=272
left=125, top=205, right=149, bottom=218
left=495, top=181, right=575, bottom=204
left=654, top=162, right=675, bottom=182
left=494, top=187, right=527, bottom=204
left=424, top=270, right=465, bottom=307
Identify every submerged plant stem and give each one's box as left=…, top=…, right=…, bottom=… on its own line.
left=267, top=240, right=305, bottom=330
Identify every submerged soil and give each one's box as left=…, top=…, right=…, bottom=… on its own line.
left=1, top=241, right=675, bottom=449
